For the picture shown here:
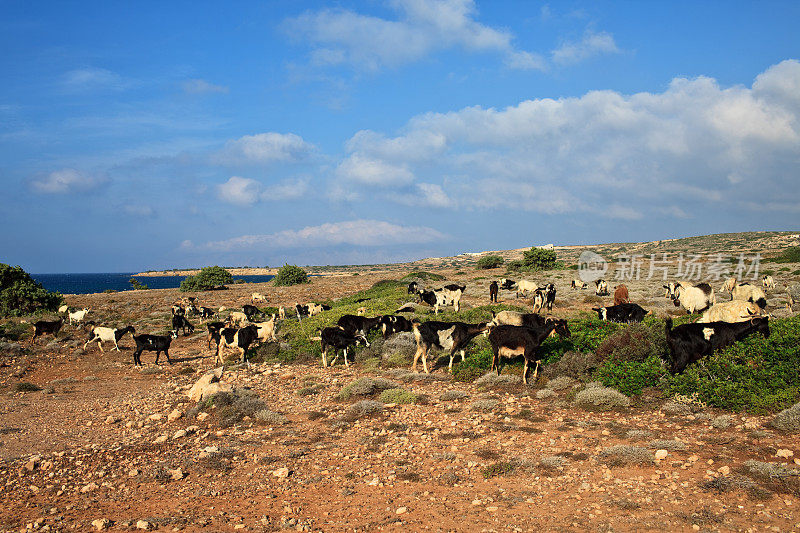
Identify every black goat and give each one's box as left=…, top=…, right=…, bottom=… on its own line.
left=132, top=334, right=172, bottom=366
left=499, top=278, right=515, bottom=290
left=242, top=304, right=261, bottom=320
left=171, top=315, right=195, bottom=337
left=378, top=315, right=413, bottom=338
left=320, top=326, right=367, bottom=367
left=198, top=306, right=217, bottom=322
left=543, top=283, right=556, bottom=312
left=664, top=317, right=770, bottom=374
left=411, top=320, right=489, bottom=373
left=488, top=319, right=571, bottom=384
left=32, top=318, right=63, bottom=343
left=171, top=304, right=185, bottom=316
left=407, top=281, right=418, bottom=294
left=489, top=281, right=498, bottom=303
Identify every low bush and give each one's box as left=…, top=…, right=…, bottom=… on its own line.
left=12, top=382, right=41, bottom=393
left=337, top=377, right=399, bottom=400
left=0, top=264, right=62, bottom=317
left=342, top=400, right=384, bottom=421
left=767, top=246, right=800, bottom=263
left=254, top=409, right=288, bottom=425
left=771, top=401, right=800, bottom=432
left=401, top=271, right=445, bottom=281
left=476, top=255, right=504, bottom=269
left=470, top=399, right=499, bottom=411
left=599, top=445, right=652, bottom=466
left=379, top=388, right=419, bottom=404
left=574, top=385, right=630, bottom=411
left=439, top=390, right=469, bottom=401
left=273, top=264, right=309, bottom=286
left=180, top=266, right=233, bottom=292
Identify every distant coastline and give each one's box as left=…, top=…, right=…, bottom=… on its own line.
left=135, top=267, right=278, bottom=277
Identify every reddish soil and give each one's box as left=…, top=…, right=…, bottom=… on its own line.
left=1, top=272, right=798, bottom=532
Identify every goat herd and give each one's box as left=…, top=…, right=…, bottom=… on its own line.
left=26, top=273, right=780, bottom=384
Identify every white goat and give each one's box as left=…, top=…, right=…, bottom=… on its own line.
left=731, top=283, right=768, bottom=309
left=697, top=300, right=762, bottom=323
left=251, top=292, right=267, bottom=304
left=672, top=284, right=715, bottom=314
left=720, top=277, right=737, bottom=293
left=252, top=315, right=278, bottom=342
left=68, top=308, right=90, bottom=326
left=226, top=311, right=249, bottom=327
left=84, top=326, right=136, bottom=352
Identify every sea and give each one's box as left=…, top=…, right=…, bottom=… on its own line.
left=31, top=273, right=275, bottom=295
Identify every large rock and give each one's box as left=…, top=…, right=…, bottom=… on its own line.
left=187, top=367, right=231, bottom=402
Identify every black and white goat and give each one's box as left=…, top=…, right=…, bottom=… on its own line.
left=499, top=278, right=515, bottom=290
left=731, top=283, right=767, bottom=310
left=407, top=281, right=418, bottom=294
left=664, top=316, right=770, bottom=374
left=215, top=324, right=260, bottom=366
left=205, top=321, right=226, bottom=349
left=591, top=303, right=648, bottom=323
left=197, top=306, right=217, bottom=322
left=378, top=315, right=413, bottom=338
left=320, top=326, right=368, bottom=367
left=669, top=282, right=716, bottom=314
left=417, top=284, right=466, bottom=314
left=411, top=320, right=489, bottom=373
left=84, top=325, right=135, bottom=352
left=132, top=334, right=172, bottom=366
left=488, top=319, right=571, bottom=384
left=171, top=314, right=195, bottom=337
left=594, top=279, right=609, bottom=296
left=337, top=314, right=382, bottom=343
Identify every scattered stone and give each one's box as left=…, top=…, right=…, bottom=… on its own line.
left=395, top=507, right=408, bottom=515
left=148, top=413, right=163, bottom=421
left=91, top=518, right=111, bottom=530
left=80, top=482, right=99, bottom=493
left=172, top=429, right=187, bottom=440
left=136, top=519, right=152, bottom=530
left=187, top=367, right=231, bottom=402
left=153, top=434, right=168, bottom=445
left=272, top=467, right=290, bottom=479
left=168, top=468, right=185, bottom=480
left=654, top=449, right=668, bottom=461
left=777, top=449, right=794, bottom=459
left=105, top=416, right=119, bottom=425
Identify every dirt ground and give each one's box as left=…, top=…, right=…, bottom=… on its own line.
left=2, top=257, right=800, bottom=532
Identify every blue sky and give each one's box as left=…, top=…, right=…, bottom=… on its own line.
left=1, top=0, right=799, bottom=273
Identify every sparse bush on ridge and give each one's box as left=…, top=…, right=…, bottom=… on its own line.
left=180, top=266, right=233, bottom=292
left=476, top=255, right=504, bottom=269
left=273, top=264, right=309, bottom=286
left=771, top=401, right=800, bottom=432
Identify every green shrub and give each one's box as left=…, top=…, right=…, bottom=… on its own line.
left=129, top=277, right=148, bottom=290
left=180, top=266, right=233, bottom=292
left=0, top=264, right=62, bottom=317
left=337, top=377, right=399, bottom=400
left=522, top=247, right=558, bottom=270
left=401, top=271, right=445, bottom=281
left=273, top=264, right=309, bottom=286
left=379, top=388, right=419, bottom=404
left=663, top=315, right=800, bottom=413
left=12, top=381, right=42, bottom=393
left=767, top=246, right=800, bottom=263
left=476, top=255, right=504, bottom=269
left=505, top=260, right=524, bottom=272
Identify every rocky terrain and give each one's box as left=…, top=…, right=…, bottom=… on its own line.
left=2, top=232, right=800, bottom=533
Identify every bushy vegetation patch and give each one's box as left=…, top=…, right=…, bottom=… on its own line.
left=378, top=388, right=419, bottom=404
left=599, top=445, right=653, bottom=466
left=574, top=385, right=630, bottom=411
left=342, top=400, right=384, bottom=421
left=337, top=377, right=399, bottom=400
left=766, top=246, right=800, bottom=263
left=663, top=315, right=800, bottom=413
left=0, top=264, right=62, bottom=317
left=12, top=382, right=42, bottom=393
left=401, top=271, right=445, bottom=281
left=475, top=255, right=504, bottom=269
left=770, top=401, right=800, bottom=432
left=273, top=264, right=309, bottom=286
left=180, top=266, right=233, bottom=292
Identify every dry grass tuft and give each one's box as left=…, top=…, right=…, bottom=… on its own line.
left=599, top=445, right=652, bottom=466
left=771, top=401, right=800, bottom=432
left=574, top=386, right=630, bottom=411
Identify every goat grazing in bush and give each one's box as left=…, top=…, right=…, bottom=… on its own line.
left=488, top=319, right=571, bottom=384
left=411, top=320, right=489, bottom=373
left=320, top=326, right=368, bottom=367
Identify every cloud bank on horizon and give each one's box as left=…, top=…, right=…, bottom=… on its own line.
left=1, top=0, right=798, bottom=272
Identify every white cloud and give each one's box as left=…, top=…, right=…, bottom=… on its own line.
left=187, top=219, right=447, bottom=251
left=336, top=154, right=415, bottom=187
left=215, top=132, right=314, bottom=165
left=217, top=176, right=262, bottom=206
left=330, top=60, right=800, bottom=219
left=182, top=79, right=229, bottom=94
left=551, top=30, right=620, bottom=66
left=30, top=169, right=109, bottom=194
left=284, top=0, right=543, bottom=71
left=217, top=176, right=312, bottom=205
left=61, top=67, right=126, bottom=91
